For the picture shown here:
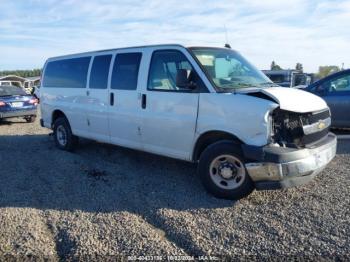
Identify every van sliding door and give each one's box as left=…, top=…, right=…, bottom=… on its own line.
left=86, top=54, right=112, bottom=142
left=108, top=52, right=143, bottom=149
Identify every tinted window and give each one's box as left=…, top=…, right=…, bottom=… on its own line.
left=267, top=74, right=286, bottom=83
left=148, top=50, right=193, bottom=91
left=111, top=53, right=142, bottom=90
left=327, top=75, right=350, bottom=93
left=43, top=57, right=91, bottom=88
left=0, top=86, right=27, bottom=97
left=89, top=55, right=112, bottom=89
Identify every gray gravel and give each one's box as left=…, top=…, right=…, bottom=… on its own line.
left=0, top=116, right=349, bottom=260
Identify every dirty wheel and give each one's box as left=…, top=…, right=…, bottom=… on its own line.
left=198, top=140, right=254, bottom=200
left=53, top=117, right=78, bottom=151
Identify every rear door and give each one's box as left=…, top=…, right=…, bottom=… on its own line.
left=87, top=53, right=112, bottom=142
left=108, top=51, right=143, bottom=149
left=138, top=48, right=202, bottom=160
left=321, top=74, right=350, bottom=127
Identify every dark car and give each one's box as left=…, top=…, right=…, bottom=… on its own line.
left=0, top=85, right=38, bottom=123
left=305, top=69, right=350, bottom=128
left=263, top=69, right=313, bottom=87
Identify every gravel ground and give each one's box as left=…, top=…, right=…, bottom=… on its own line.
left=0, top=116, right=349, bottom=260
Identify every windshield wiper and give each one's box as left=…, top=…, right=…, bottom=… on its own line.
left=217, top=83, right=262, bottom=93
left=258, top=82, right=279, bottom=87
left=220, top=82, right=256, bottom=88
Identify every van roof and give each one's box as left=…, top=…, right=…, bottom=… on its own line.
left=48, top=44, right=187, bottom=60
left=47, top=44, right=236, bottom=61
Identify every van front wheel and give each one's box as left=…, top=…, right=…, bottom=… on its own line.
left=198, top=141, right=254, bottom=200
left=53, top=117, right=78, bottom=151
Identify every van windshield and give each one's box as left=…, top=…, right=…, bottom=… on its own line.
left=190, top=47, right=275, bottom=91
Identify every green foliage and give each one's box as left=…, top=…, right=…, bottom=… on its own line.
left=316, top=66, right=340, bottom=79
left=0, top=69, right=41, bottom=78
left=270, top=61, right=282, bottom=70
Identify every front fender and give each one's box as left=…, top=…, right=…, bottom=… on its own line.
left=197, top=93, right=278, bottom=146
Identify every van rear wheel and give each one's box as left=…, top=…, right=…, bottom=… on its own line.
left=198, top=141, right=254, bottom=200
left=53, top=117, right=78, bottom=151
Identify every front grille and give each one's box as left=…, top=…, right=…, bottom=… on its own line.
left=272, top=109, right=330, bottom=148
left=300, top=109, right=330, bottom=126
left=301, top=127, right=329, bottom=145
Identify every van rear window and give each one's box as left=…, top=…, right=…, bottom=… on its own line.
left=43, top=57, right=91, bottom=88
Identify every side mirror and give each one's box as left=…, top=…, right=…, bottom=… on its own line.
left=176, top=69, right=196, bottom=89
left=316, top=85, right=327, bottom=96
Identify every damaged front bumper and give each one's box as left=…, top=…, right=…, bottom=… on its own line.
left=242, top=133, right=337, bottom=190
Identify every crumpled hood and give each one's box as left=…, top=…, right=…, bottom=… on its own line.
left=237, top=87, right=328, bottom=113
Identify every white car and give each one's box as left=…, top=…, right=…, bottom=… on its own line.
left=40, top=44, right=336, bottom=200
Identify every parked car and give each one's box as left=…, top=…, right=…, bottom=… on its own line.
left=305, top=69, right=350, bottom=128
left=263, top=69, right=313, bottom=87
left=40, top=44, right=336, bottom=200
left=0, top=85, right=38, bottom=122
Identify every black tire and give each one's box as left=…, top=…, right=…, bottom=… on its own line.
left=25, top=115, right=36, bottom=123
left=198, top=140, right=254, bottom=200
left=53, top=117, right=78, bottom=151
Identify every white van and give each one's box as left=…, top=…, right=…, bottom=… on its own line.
left=40, top=44, right=336, bottom=200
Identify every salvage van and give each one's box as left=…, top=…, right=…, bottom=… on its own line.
left=40, top=44, right=336, bottom=200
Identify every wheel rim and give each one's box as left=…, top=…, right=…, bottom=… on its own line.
left=56, top=125, right=67, bottom=146
left=209, top=154, right=246, bottom=190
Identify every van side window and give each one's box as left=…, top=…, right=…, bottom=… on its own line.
left=89, top=55, right=112, bottom=89
left=111, top=53, right=142, bottom=90
left=148, top=50, right=194, bottom=91
left=43, top=57, right=91, bottom=88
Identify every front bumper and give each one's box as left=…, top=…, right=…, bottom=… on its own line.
left=0, top=109, right=37, bottom=119
left=242, top=133, right=337, bottom=190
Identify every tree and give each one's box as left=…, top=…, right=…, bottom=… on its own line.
left=295, top=63, right=303, bottom=72
left=0, top=69, right=42, bottom=78
left=316, top=66, right=340, bottom=79
left=270, top=61, right=282, bottom=70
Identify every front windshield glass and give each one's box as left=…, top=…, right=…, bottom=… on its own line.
left=0, top=86, right=27, bottom=97
left=190, top=48, right=274, bottom=91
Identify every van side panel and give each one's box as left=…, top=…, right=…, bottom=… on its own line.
left=40, top=88, right=90, bottom=138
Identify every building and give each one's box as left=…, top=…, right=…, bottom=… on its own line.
left=24, top=76, right=41, bottom=88
left=0, top=75, right=41, bottom=89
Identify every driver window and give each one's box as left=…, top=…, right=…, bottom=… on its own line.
left=317, top=75, right=350, bottom=94
left=328, top=75, right=350, bottom=92
left=148, top=50, right=194, bottom=91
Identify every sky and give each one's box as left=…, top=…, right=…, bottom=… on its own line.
left=0, top=0, right=349, bottom=72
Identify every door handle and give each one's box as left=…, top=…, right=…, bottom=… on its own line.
left=141, top=94, right=146, bottom=109
left=110, top=92, right=114, bottom=106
